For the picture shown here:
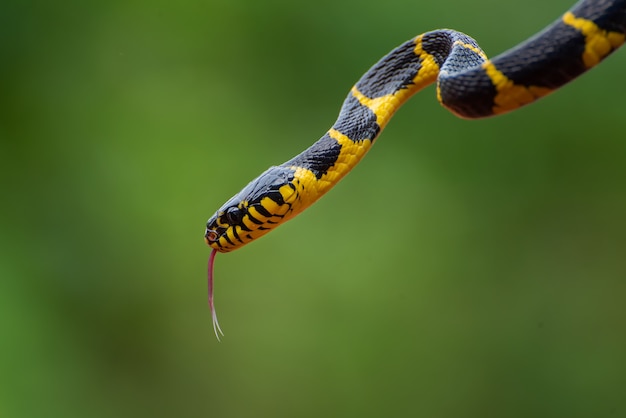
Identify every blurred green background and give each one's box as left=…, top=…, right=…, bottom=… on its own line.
left=2, top=0, right=625, bottom=417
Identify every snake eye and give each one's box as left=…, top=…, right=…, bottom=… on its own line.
left=225, top=207, right=243, bottom=225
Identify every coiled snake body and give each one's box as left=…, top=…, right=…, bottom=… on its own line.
left=204, top=0, right=626, bottom=338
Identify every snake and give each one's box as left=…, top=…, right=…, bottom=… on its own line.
left=203, top=0, right=626, bottom=339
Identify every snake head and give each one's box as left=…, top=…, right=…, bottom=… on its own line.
left=205, top=166, right=301, bottom=252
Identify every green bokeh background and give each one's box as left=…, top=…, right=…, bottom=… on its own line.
left=2, top=0, right=625, bottom=417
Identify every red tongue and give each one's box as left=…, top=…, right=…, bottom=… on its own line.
left=208, top=248, right=224, bottom=340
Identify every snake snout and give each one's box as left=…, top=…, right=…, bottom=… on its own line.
left=205, top=213, right=226, bottom=247
left=205, top=228, right=220, bottom=245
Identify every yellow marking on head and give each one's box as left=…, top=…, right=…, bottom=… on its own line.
left=218, top=235, right=230, bottom=248
left=279, top=184, right=297, bottom=204
left=563, top=11, right=626, bottom=68
left=260, top=196, right=290, bottom=217
left=242, top=214, right=256, bottom=230
left=248, top=206, right=267, bottom=222
left=482, top=61, right=552, bottom=114
left=226, top=227, right=238, bottom=244
left=235, top=225, right=245, bottom=238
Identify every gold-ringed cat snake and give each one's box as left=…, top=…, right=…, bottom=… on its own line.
left=204, top=0, right=626, bottom=339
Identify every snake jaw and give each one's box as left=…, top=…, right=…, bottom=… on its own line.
left=208, top=248, right=224, bottom=341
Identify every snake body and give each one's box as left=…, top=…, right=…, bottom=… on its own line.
left=204, top=0, right=626, bottom=337
left=206, top=0, right=625, bottom=254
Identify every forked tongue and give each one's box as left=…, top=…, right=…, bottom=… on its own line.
left=208, top=248, right=224, bottom=340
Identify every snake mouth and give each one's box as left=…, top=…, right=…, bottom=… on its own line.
left=204, top=227, right=223, bottom=245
